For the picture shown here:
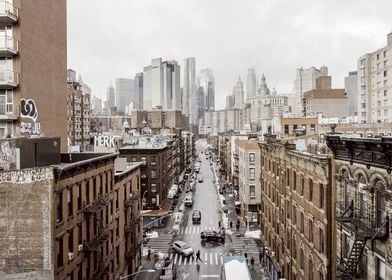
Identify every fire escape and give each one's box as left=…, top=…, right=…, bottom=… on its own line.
left=124, top=193, right=140, bottom=262
left=337, top=200, right=389, bottom=279
left=83, top=194, right=110, bottom=279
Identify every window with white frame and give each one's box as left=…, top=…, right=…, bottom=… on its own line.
left=249, top=153, right=255, bottom=163
left=249, top=168, right=255, bottom=180
left=249, top=185, right=255, bottom=198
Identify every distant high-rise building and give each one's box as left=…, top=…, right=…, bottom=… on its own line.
left=134, top=72, right=144, bottom=109
left=196, top=86, right=205, bottom=120
left=292, top=66, right=328, bottom=115
left=115, top=78, right=134, bottom=114
left=106, top=83, right=116, bottom=109
left=357, top=33, right=392, bottom=123
left=183, top=57, right=198, bottom=124
left=345, top=71, right=358, bottom=116
left=143, top=58, right=181, bottom=110
left=246, top=68, right=257, bottom=99
left=91, top=95, right=103, bottom=115
left=233, top=76, right=245, bottom=109
left=199, top=68, right=215, bottom=111
left=0, top=1, right=67, bottom=151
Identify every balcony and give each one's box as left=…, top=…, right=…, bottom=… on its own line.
left=0, top=35, right=18, bottom=56
left=84, top=226, right=110, bottom=252
left=0, top=70, right=19, bottom=88
left=124, top=193, right=138, bottom=208
left=0, top=1, right=18, bottom=23
left=83, top=194, right=109, bottom=215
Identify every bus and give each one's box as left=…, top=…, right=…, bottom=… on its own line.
left=221, top=256, right=252, bottom=280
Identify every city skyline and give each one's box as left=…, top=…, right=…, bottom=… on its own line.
left=67, top=0, right=392, bottom=109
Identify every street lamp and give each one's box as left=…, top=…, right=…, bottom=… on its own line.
left=140, top=190, right=148, bottom=265
left=119, top=269, right=155, bottom=280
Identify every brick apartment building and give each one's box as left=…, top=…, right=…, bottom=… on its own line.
left=259, top=135, right=336, bottom=280
left=0, top=137, right=142, bottom=280
left=67, top=69, right=91, bottom=152
left=0, top=1, right=68, bottom=151
left=234, top=139, right=261, bottom=224
left=326, top=135, right=391, bottom=279
left=119, top=136, right=176, bottom=210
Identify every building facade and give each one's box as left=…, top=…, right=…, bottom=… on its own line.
left=235, top=139, right=261, bottom=224
left=259, top=135, right=336, bottom=280
left=291, top=66, right=328, bottom=115
left=344, top=71, right=358, bottom=117
left=115, top=78, right=134, bottom=114
left=0, top=137, right=142, bottom=280
left=183, top=57, right=198, bottom=125
left=199, top=68, right=215, bottom=112
left=67, top=69, right=91, bottom=152
left=0, top=1, right=67, bottom=151
left=246, top=68, right=257, bottom=99
left=326, top=135, right=392, bottom=280
left=357, top=33, right=392, bottom=124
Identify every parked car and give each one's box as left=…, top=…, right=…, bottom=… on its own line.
left=183, top=195, right=193, bottom=207
left=172, top=241, right=194, bottom=256
left=192, top=210, right=201, bottom=223
left=198, top=177, right=203, bottom=183
left=200, top=230, right=225, bottom=242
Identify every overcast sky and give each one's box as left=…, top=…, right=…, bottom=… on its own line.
left=67, top=0, right=392, bottom=109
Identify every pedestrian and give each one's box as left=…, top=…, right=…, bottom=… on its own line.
left=236, top=223, right=240, bottom=232
left=250, top=257, right=255, bottom=267
left=196, top=250, right=203, bottom=263
left=147, top=246, right=151, bottom=260
left=244, top=252, right=248, bottom=264
left=259, top=250, right=263, bottom=264
left=218, top=221, right=221, bottom=228
left=229, top=221, right=233, bottom=229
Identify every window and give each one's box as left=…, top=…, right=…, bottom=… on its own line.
left=115, top=218, right=119, bottom=238
left=115, top=190, right=119, bottom=209
left=0, top=89, right=13, bottom=115
left=286, top=168, right=290, bottom=186
left=300, top=212, right=304, bottom=234
left=309, top=179, right=313, bottom=202
left=57, top=237, right=64, bottom=269
left=293, top=205, right=297, bottom=224
left=68, top=230, right=74, bottom=254
left=384, top=70, right=387, bottom=77
left=293, top=171, right=297, bottom=190
left=67, top=188, right=73, bottom=217
left=77, top=184, right=82, bottom=211
left=301, top=175, right=304, bottom=196
left=300, top=248, right=304, bottom=270
left=249, top=153, right=255, bottom=163
left=151, top=170, right=156, bottom=178
left=309, top=219, right=313, bottom=243
left=86, top=180, right=90, bottom=204
left=56, top=192, right=63, bottom=223
left=376, top=257, right=386, bottom=280
left=249, top=185, right=255, bottom=198
left=249, top=168, right=255, bottom=180
left=319, top=183, right=324, bottom=209
left=78, top=224, right=83, bottom=246
left=319, top=228, right=324, bottom=253
left=309, top=259, right=314, bottom=280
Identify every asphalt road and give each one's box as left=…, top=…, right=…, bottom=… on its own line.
left=170, top=148, right=224, bottom=280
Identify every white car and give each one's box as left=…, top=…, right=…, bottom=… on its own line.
left=172, top=241, right=194, bottom=256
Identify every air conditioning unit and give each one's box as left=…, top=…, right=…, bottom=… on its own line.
left=78, top=244, right=83, bottom=252
left=68, top=252, right=74, bottom=261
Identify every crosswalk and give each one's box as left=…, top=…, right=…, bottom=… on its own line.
left=231, top=237, right=260, bottom=254
left=146, top=234, right=173, bottom=254
left=178, top=225, right=219, bottom=235
left=168, top=251, right=224, bottom=266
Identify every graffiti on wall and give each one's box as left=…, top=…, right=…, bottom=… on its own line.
left=20, top=98, right=41, bottom=136
left=0, top=139, right=17, bottom=170
left=0, top=167, right=53, bottom=184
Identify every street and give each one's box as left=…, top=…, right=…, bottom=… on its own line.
left=140, top=141, right=267, bottom=280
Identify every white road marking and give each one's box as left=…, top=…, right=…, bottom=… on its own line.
left=209, top=253, right=213, bottom=265
left=169, top=253, right=173, bottom=260
left=174, top=253, right=178, bottom=264
left=204, top=252, right=208, bottom=264
left=201, top=275, right=220, bottom=278
left=215, top=253, right=218, bottom=265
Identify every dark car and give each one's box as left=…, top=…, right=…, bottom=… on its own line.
left=192, top=210, right=201, bottom=223
left=200, top=230, right=225, bottom=242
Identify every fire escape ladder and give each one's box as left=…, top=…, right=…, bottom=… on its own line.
left=342, top=237, right=367, bottom=277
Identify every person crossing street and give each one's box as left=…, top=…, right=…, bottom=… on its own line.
left=196, top=250, right=203, bottom=263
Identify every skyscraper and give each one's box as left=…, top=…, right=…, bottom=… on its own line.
left=106, top=83, right=116, bottom=109
left=115, top=78, right=134, bottom=114
left=233, top=76, right=245, bottom=109
left=291, top=66, right=328, bottom=115
left=143, top=58, right=181, bottom=110
left=199, top=68, right=215, bottom=111
left=0, top=1, right=67, bottom=150
left=344, top=71, right=358, bottom=117
left=183, top=57, right=197, bottom=124
left=134, top=72, right=144, bottom=109
left=246, top=68, right=257, bottom=99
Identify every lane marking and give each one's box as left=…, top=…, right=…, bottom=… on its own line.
left=215, top=253, right=218, bottom=265
left=201, top=275, right=220, bottom=278
left=204, top=252, right=208, bottom=264
left=210, top=253, right=213, bottom=265
left=174, top=253, right=178, bottom=264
